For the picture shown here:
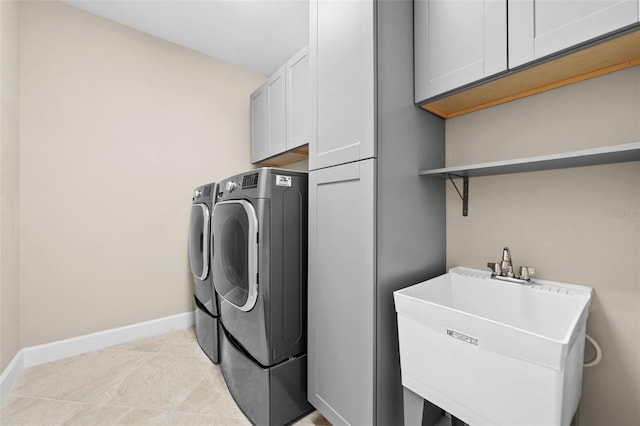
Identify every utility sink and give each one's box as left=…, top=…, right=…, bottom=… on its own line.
left=394, top=267, right=592, bottom=426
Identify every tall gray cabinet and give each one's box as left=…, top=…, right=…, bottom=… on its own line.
left=307, top=0, right=446, bottom=425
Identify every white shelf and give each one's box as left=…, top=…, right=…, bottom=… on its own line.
left=420, top=142, right=640, bottom=216
left=419, top=142, right=640, bottom=178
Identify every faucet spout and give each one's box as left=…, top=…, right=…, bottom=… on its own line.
left=500, top=247, right=513, bottom=277
left=501, top=247, right=511, bottom=262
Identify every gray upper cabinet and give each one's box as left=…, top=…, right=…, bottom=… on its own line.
left=266, top=65, right=287, bottom=158
left=250, top=83, right=268, bottom=163
left=509, top=0, right=639, bottom=68
left=414, top=0, right=507, bottom=101
left=251, top=69, right=285, bottom=164
left=309, top=0, right=375, bottom=171
left=250, top=47, right=310, bottom=164
left=415, top=0, right=639, bottom=106
left=286, top=46, right=310, bottom=151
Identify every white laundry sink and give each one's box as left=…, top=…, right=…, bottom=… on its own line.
left=394, top=267, right=592, bottom=426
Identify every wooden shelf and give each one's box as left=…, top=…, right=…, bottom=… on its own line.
left=419, top=27, right=640, bottom=118
left=255, top=144, right=309, bottom=167
left=420, top=142, right=640, bottom=178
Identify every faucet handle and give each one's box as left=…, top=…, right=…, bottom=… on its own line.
left=487, top=262, right=501, bottom=275
left=519, top=266, right=535, bottom=280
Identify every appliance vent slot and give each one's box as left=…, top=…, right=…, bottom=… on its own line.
left=242, top=173, right=259, bottom=189
left=203, top=185, right=212, bottom=197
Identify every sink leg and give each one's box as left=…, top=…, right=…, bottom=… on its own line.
left=403, top=387, right=445, bottom=426
left=422, top=400, right=445, bottom=425
left=403, top=387, right=424, bottom=426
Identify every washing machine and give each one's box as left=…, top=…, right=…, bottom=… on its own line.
left=211, top=168, right=312, bottom=425
left=188, top=182, right=220, bottom=364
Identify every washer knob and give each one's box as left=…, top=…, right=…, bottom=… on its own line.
left=225, top=181, right=237, bottom=192
left=193, top=189, right=202, bottom=198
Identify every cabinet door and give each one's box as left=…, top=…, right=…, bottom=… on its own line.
left=266, top=65, right=287, bottom=158
left=286, top=46, right=310, bottom=151
left=509, top=0, right=639, bottom=68
left=414, top=0, right=507, bottom=102
left=250, top=82, right=268, bottom=163
left=308, top=160, right=375, bottom=426
left=309, top=0, right=375, bottom=171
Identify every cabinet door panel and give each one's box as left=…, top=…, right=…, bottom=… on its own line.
left=309, top=0, right=375, bottom=170
left=415, top=0, right=507, bottom=101
left=267, top=66, right=287, bottom=158
left=250, top=83, right=268, bottom=163
left=509, top=0, right=638, bottom=68
left=308, top=160, right=375, bottom=426
left=286, top=46, right=310, bottom=151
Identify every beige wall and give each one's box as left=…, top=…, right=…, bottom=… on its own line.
left=1, top=0, right=22, bottom=372
left=19, top=1, right=265, bottom=347
left=283, top=159, right=309, bottom=172
left=445, top=66, right=640, bottom=426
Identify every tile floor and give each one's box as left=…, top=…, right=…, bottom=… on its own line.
left=0, top=328, right=330, bottom=425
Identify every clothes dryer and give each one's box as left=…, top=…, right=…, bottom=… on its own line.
left=211, top=168, right=312, bottom=425
left=188, top=182, right=220, bottom=364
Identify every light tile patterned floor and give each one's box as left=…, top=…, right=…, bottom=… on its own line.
left=0, top=328, right=330, bottom=426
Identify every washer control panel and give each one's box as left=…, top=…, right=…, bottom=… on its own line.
left=218, top=172, right=261, bottom=200
left=192, top=184, right=213, bottom=202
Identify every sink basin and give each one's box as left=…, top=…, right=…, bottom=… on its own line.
left=394, top=267, right=592, bottom=426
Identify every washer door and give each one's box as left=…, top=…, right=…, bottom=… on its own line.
left=188, top=203, right=210, bottom=280
left=211, top=200, right=259, bottom=312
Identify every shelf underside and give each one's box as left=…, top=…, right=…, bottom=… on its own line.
left=419, top=28, right=640, bottom=119
left=420, top=142, right=640, bottom=178
left=255, top=144, right=309, bottom=167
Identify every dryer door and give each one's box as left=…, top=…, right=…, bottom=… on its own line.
left=211, top=200, right=259, bottom=312
left=188, top=203, right=210, bottom=280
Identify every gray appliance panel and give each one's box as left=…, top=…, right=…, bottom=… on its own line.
left=195, top=299, right=220, bottom=364
left=219, top=327, right=312, bottom=426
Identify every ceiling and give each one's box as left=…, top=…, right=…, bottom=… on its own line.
left=62, top=0, right=309, bottom=76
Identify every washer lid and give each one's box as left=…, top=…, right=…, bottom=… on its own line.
left=188, top=203, right=210, bottom=280
left=211, top=200, right=259, bottom=312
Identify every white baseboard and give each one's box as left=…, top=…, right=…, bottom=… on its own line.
left=21, top=312, right=194, bottom=367
left=0, top=350, right=24, bottom=402
left=0, top=311, right=194, bottom=404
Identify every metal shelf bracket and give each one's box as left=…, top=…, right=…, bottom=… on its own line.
left=447, top=174, right=468, bottom=216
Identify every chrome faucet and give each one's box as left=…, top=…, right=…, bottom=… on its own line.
left=487, top=247, right=535, bottom=284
